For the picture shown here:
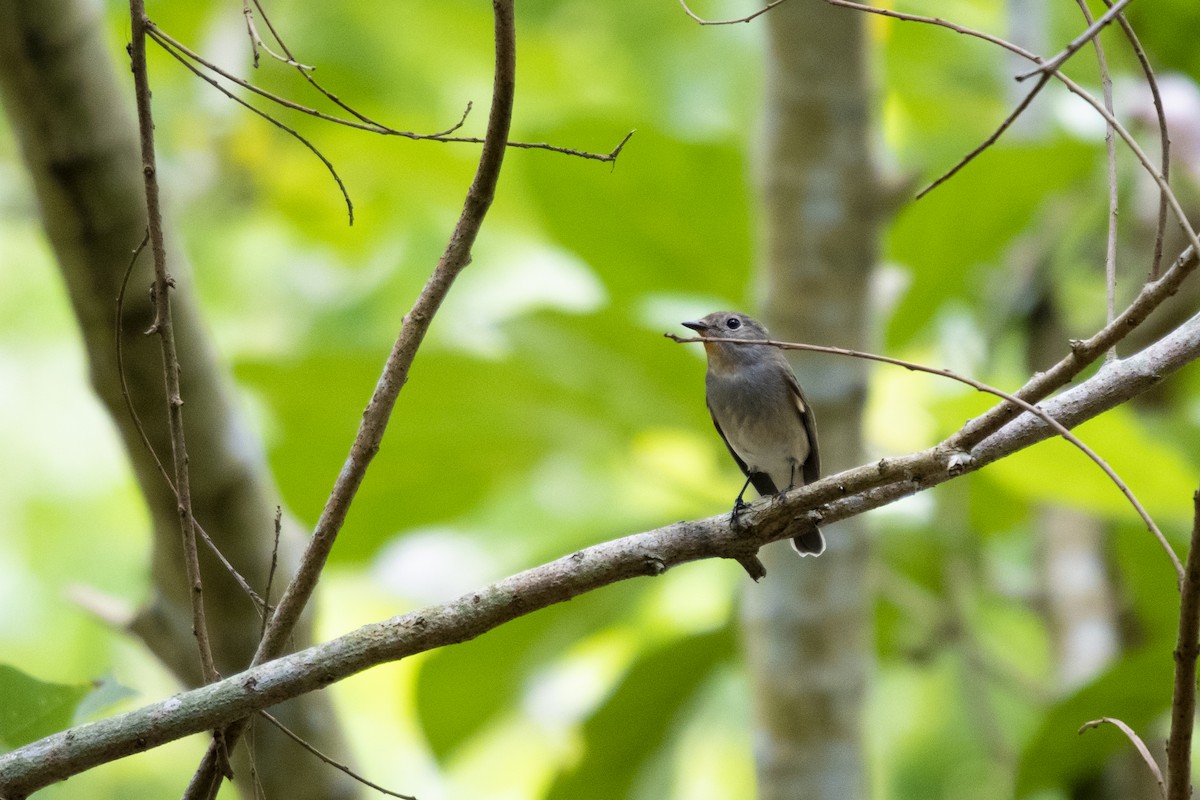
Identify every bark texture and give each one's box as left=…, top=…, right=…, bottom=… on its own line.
left=0, top=1, right=353, bottom=797
left=743, top=2, right=880, bottom=797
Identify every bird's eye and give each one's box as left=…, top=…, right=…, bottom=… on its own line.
left=726, top=317, right=741, bottom=330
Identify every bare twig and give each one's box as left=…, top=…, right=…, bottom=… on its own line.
left=260, top=507, right=282, bottom=640
left=1165, top=489, right=1200, bottom=799
left=147, top=22, right=429, bottom=137
left=1103, top=1, right=1171, bottom=280
left=677, top=0, right=790, bottom=25
left=1074, top=0, right=1120, bottom=356
left=182, top=1, right=519, bottom=797
left=128, top=0, right=220, bottom=689
left=146, top=21, right=629, bottom=164
left=114, top=233, right=163, bottom=473
left=242, top=0, right=467, bottom=140
left=434, top=129, right=636, bottom=163
left=1047, top=74, right=1193, bottom=249
left=258, top=711, right=416, bottom=800
left=668, top=333, right=1184, bottom=582
left=116, top=227, right=270, bottom=618
left=916, top=71, right=1052, bottom=200
left=1079, top=717, right=1166, bottom=798
left=824, top=0, right=1018, bottom=52
left=250, top=0, right=402, bottom=129
left=240, top=0, right=312, bottom=70
left=146, top=25, right=355, bottom=226
left=824, top=0, right=1200, bottom=261
left=1016, top=0, right=1135, bottom=81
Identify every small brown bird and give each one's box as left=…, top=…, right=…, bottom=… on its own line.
left=682, top=311, right=825, bottom=559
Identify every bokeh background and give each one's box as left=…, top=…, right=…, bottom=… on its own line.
left=3, top=0, right=1200, bottom=797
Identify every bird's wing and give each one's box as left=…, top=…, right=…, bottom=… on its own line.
left=708, top=403, right=778, bottom=495
left=787, top=372, right=821, bottom=485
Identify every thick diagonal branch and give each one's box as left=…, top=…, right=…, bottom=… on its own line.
left=5, top=305, right=1200, bottom=799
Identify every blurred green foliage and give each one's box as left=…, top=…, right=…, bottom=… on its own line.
left=2, top=0, right=1200, bottom=798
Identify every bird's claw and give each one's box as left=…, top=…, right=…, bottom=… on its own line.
left=730, top=497, right=750, bottom=528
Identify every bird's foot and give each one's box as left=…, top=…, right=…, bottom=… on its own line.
left=730, top=497, right=751, bottom=528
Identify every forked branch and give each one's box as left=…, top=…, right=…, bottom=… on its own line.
left=182, top=0, right=519, bottom=797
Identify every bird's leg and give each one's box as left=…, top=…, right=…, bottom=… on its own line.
left=770, top=461, right=799, bottom=508
left=731, top=475, right=754, bottom=527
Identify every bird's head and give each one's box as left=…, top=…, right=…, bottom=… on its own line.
left=681, top=311, right=772, bottom=371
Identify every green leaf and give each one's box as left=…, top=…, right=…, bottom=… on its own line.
left=1014, top=647, right=1172, bottom=797
left=545, top=625, right=736, bottom=800
left=0, top=664, right=92, bottom=749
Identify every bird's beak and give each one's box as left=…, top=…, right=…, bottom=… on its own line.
left=681, top=320, right=707, bottom=333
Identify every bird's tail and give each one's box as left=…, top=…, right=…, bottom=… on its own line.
left=791, top=523, right=826, bottom=557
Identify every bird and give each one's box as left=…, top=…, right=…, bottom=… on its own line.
left=682, top=311, right=825, bottom=560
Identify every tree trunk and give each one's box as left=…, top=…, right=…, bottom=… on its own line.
left=0, top=2, right=354, bottom=797
left=742, top=2, right=881, bottom=798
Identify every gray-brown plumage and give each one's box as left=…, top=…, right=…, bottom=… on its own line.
left=683, top=311, right=825, bottom=558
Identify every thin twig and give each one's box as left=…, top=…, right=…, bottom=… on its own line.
left=244, top=0, right=464, bottom=139
left=1075, top=0, right=1120, bottom=358
left=241, top=0, right=312, bottom=70
left=432, top=129, right=636, bottom=163
left=668, top=332, right=1184, bottom=584
left=1079, top=717, right=1166, bottom=798
left=1016, top=0, right=1135, bottom=81
left=824, top=0, right=1019, bottom=52
left=1165, top=489, right=1200, bottom=799
left=1035, top=69, right=1191, bottom=251
left=825, top=0, right=1200, bottom=259
left=251, top=0, right=400, bottom=129
left=114, top=222, right=278, bottom=617
left=114, top=233, right=164, bottom=474
left=261, top=507, right=282, bottom=640
left=677, top=0, right=790, bottom=25
left=1103, top=0, right=1171, bottom=280
left=146, top=25, right=355, bottom=226
left=147, top=22, right=427, bottom=137
left=916, top=71, right=1052, bottom=200
left=182, top=2, right=520, bottom=797
left=146, top=21, right=630, bottom=163
left=258, top=711, right=416, bottom=799
left=128, top=0, right=220, bottom=689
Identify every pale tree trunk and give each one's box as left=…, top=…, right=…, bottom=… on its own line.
left=741, top=2, right=881, bottom=798
left=0, top=1, right=354, bottom=797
